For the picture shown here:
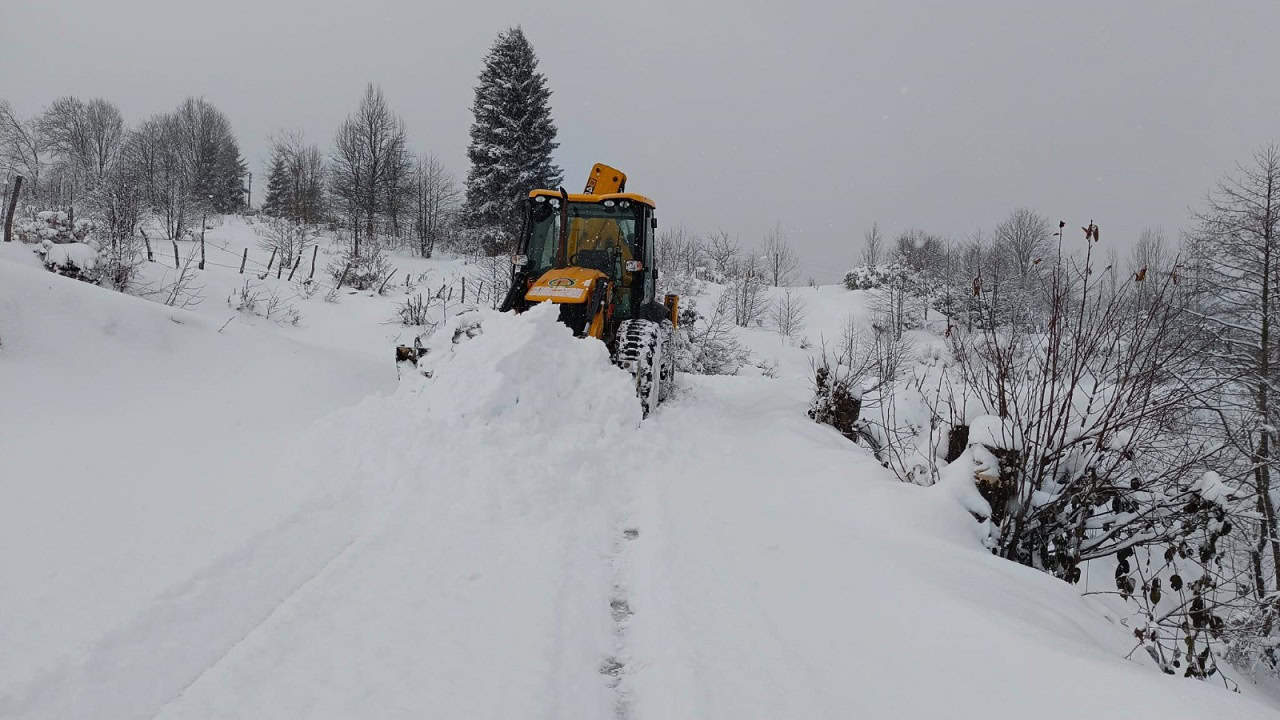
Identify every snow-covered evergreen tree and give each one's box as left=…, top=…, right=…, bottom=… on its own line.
left=214, top=139, right=247, bottom=212
left=262, top=154, right=288, bottom=217
left=463, top=27, right=562, bottom=253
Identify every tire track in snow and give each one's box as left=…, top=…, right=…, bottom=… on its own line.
left=602, top=524, right=640, bottom=720
left=598, top=397, right=671, bottom=720
left=0, top=493, right=370, bottom=720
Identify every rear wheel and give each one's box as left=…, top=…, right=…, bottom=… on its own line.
left=614, top=319, right=672, bottom=417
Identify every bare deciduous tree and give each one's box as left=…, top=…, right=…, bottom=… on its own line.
left=1187, top=145, right=1280, bottom=599
left=125, top=114, right=194, bottom=242
left=170, top=97, right=245, bottom=212
left=0, top=100, right=45, bottom=199
left=704, top=230, right=740, bottom=279
left=331, top=84, right=409, bottom=256
left=761, top=223, right=799, bottom=286
left=39, top=96, right=124, bottom=188
left=1130, top=227, right=1169, bottom=313
left=411, top=153, right=460, bottom=258
left=993, top=207, right=1050, bottom=287
left=861, top=221, right=883, bottom=267
left=655, top=225, right=703, bottom=276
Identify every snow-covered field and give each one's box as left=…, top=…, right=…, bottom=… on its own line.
left=3, top=220, right=1279, bottom=718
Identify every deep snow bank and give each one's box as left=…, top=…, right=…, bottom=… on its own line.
left=411, top=302, right=641, bottom=431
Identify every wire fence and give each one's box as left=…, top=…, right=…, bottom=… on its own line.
left=134, top=228, right=516, bottom=316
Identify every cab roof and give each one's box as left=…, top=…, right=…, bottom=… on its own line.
left=528, top=188, right=656, bottom=208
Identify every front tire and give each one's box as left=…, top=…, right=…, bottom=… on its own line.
left=614, top=319, right=671, bottom=417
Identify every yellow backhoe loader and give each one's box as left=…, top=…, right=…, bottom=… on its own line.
left=499, top=164, right=680, bottom=415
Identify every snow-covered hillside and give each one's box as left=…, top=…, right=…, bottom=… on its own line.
left=2, top=232, right=1278, bottom=718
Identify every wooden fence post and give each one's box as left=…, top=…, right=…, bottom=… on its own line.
left=461, top=277, right=466, bottom=303
left=308, top=245, right=318, bottom=280
left=239, top=248, right=247, bottom=274
left=3, top=175, right=22, bottom=243
left=263, top=248, right=277, bottom=276
left=287, top=254, right=301, bottom=281
left=335, top=263, right=351, bottom=290
left=172, top=240, right=180, bottom=269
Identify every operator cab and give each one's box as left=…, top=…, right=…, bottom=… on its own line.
left=520, top=190, right=657, bottom=321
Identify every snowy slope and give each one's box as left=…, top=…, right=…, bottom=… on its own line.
left=624, top=375, right=1277, bottom=718
left=180, top=215, right=479, bottom=360
left=0, top=250, right=392, bottom=709
left=3, top=242, right=1279, bottom=718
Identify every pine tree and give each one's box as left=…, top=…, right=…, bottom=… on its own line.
left=213, top=141, right=247, bottom=212
left=463, top=27, right=562, bottom=253
left=262, top=153, right=288, bottom=217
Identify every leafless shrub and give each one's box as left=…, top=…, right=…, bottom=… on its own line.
left=771, top=287, right=807, bottom=339
left=328, top=234, right=393, bottom=291
left=471, top=254, right=514, bottom=309
left=227, top=278, right=300, bottom=324
left=398, top=293, right=432, bottom=325
left=814, top=318, right=911, bottom=470
left=160, top=245, right=204, bottom=309
left=953, top=221, right=1244, bottom=678
left=228, top=279, right=263, bottom=313
left=257, top=217, right=315, bottom=275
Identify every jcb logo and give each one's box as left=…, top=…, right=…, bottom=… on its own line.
left=547, top=278, right=575, bottom=287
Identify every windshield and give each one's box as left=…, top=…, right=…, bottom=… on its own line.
left=524, top=199, right=641, bottom=278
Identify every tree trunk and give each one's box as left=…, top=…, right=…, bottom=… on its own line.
left=3, top=175, right=22, bottom=242
left=1258, top=173, right=1280, bottom=593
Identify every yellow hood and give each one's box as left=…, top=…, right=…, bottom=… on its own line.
left=524, top=266, right=608, bottom=304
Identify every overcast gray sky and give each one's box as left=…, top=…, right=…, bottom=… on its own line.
left=4, top=0, right=1279, bottom=281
